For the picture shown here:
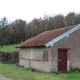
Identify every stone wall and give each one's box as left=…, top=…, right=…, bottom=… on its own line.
left=49, top=29, right=80, bottom=71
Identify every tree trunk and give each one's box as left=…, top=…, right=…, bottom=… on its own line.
left=1, top=45, right=3, bottom=48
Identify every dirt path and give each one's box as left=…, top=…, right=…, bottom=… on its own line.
left=0, top=74, right=12, bottom=80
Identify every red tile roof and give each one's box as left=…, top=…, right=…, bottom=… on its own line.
left=16, top=25, right=76, bottom=48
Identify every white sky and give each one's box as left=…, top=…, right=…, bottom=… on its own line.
left=0, top=0, right=80, bottom=22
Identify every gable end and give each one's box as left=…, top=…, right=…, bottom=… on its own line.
left=46, top=24, right=80, bottom=47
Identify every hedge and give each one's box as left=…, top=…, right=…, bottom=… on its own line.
left=0, top=51, right=19, bottom=64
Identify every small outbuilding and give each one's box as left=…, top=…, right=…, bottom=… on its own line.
left=16, top=24, right=80, bottom=73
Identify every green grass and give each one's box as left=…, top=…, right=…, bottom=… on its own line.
left=0, top=63, right=80, bottom=80
left=0, top=44, right=19, bottom=52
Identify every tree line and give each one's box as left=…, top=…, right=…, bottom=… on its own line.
left=0, top=12, right=80, bottom=48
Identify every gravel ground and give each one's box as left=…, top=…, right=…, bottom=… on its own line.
left=0, top=74, right=12, bottom=80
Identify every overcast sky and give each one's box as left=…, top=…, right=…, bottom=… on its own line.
left=0, top=0, right=80, bottom=22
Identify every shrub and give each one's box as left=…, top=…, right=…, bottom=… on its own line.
left=16, top=63, right=36, bottom=72
left=50, top=69, right=60, bottom=75
left=0, top=51, right=19, bottom=64
left=70, top=67, right=80, bottom=73
left=16, top=63, right=24, bottom=68
left=25, top=67, right=36, bottom=72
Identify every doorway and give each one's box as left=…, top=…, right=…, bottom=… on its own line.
left=58, top=49, right=67, bottom=73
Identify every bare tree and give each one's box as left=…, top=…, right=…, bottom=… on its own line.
left=10, top=19, right=27, bottom=43
left=53, top=14, right=64, bottom=29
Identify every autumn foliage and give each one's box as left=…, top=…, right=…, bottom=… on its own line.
left=0, top=12, right=80, bottom=46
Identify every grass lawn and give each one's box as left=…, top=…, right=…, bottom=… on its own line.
left=0, top=63, right=80, bottom=80
left=0, top=44, right=19, bottom=52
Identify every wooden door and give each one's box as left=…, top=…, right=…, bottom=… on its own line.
left=58, top=49, right=67, bottom=73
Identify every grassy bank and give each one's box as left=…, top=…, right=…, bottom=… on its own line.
left=0, top=44, right=19, bottom=52
left=0, top=44, right=80, bottom=80
left=0, top=63, right=80, bottom=80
